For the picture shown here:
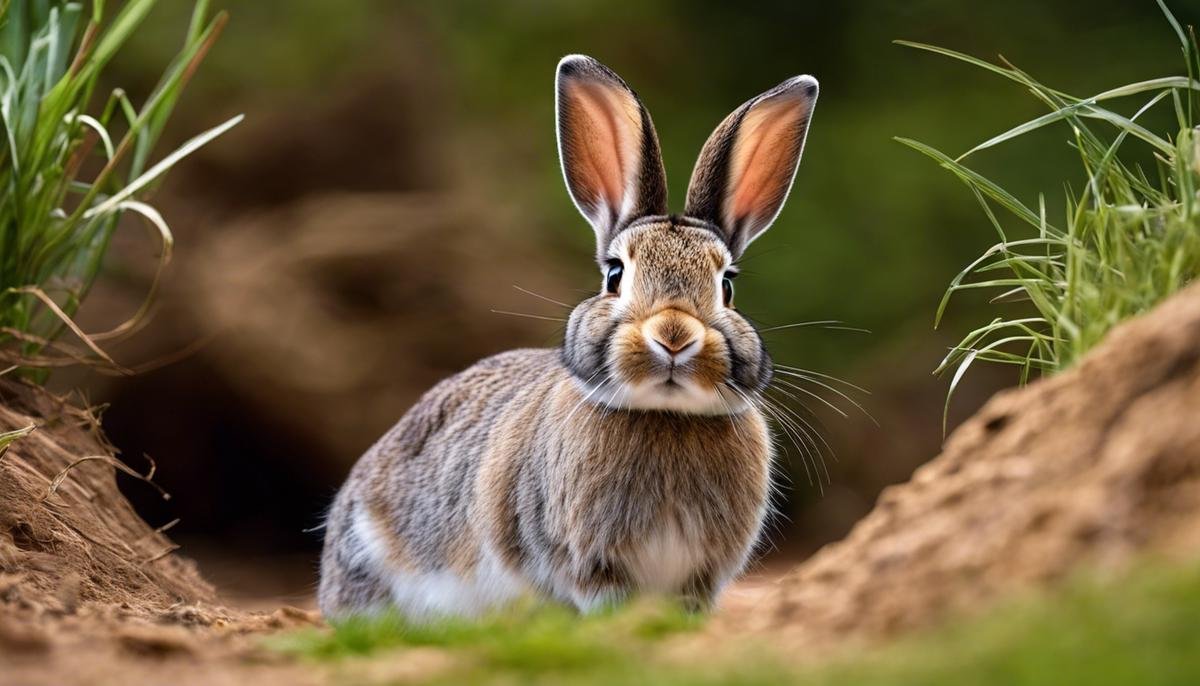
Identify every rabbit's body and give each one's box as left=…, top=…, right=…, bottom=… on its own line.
left=319, top=348, right=770, bottom=617
left=320, top=54, right=818, bottom=619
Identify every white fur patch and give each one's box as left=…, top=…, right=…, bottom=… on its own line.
left=567, top=520, right=703, bottom=613
left=580, top=376, right=750, bottom=415
left=625, top=517, right=705, bottom=593
left=351, top=507, right=393, bottom=571
left=352, top=508, right=527, bottom=618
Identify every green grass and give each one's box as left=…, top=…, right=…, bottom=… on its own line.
left=820, top=561, right=1200, bottom=686
left=0, top=0, right=239, bottom=380
left=896, top=1, right=1200, bottom=430
left=271, top=561, right=1200, bottom=685
left=267, top=600, right=779, bottom=685
left=0, top=421, right=34, bottom=453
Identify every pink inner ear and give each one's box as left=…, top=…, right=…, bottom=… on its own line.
left=563, top=80, right=643, bottom=216
left=726, top=94, right=809, bottom=230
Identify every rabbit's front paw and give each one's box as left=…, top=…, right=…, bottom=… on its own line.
left=568, top=556, right=631, bottom=613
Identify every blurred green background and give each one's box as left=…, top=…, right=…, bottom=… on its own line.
left=64, top=0, right=1200, bottom=601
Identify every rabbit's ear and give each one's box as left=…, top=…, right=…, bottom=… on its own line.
left=556, top=55, right=668, bottom=255
left=684, top=75, right=818, bottom=257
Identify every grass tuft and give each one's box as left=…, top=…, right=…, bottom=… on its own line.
left=897, top=2, right=1200, bottom=429
left=268, top=600, right=703, bottom=668
left=0, top=0, right=238, bottom=381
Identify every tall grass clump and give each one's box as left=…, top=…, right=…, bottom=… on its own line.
left=0, top=0, right=239, bottom=380
left=897, top=1, right=1200, bottom=428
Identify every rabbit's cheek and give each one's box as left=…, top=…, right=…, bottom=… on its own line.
left=689, top=329, right=732, bottom=388
left=608, top=322, right=658, bottom=384
left=710, top=313, right=770, bottom=392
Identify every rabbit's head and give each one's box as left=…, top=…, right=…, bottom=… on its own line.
left=556, top=55, right=817, bottom=415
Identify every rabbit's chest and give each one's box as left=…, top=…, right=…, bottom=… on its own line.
left=546, top=409, right=772, bottom=592
left=620, top=516, right=706, bottom=592
left=571, top=462, right=741, bottom=590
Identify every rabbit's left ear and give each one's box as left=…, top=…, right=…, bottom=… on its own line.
left=685, top=76, right=818, bottom=258
left=556, top=55, right=668, bottom=257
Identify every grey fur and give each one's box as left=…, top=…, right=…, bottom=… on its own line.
left=319, top=55, right=819, bottom=619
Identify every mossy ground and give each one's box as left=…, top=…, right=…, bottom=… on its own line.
left=269, top=560, right=1200, bottom=685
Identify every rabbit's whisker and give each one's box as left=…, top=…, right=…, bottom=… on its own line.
left=560, top=372, right=610, bottom=429
left=759, top=320, right=870, bottom=334
left=772, top=369, right=878, bottom=426
left=763, top=393, right=820, bottom=462
left=767, top=381, right=834, bottom=443
left=491, top=309, right=568, bottom=323
left=611, top=383, right=632, bottom=418
left=759, top=319, right=841, bottom=331
left=753, top=391, right=819, bottom=489
left=772, top=377, right=848, bottom=419
left=765, top=390, right=834, bottom=484
left=725, top=383, right=823, bottom=489
left=513, top=284, right=572, bottom=309
left=757, top=379, right=836, bottom=486
left=773, top=364, right=870, bottom=395
left=766, top=385, right=834, bottom=455
left=715, top=386, right=748, bottom=445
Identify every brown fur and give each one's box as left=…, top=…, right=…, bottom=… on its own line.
left=320, top=349, right=769, bottom=616
left=319, top=55, right=818, bottom=618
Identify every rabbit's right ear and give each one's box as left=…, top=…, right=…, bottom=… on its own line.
left=685, top=76, right=818, bottom=258
left=556, top=55, right=668, bottom=257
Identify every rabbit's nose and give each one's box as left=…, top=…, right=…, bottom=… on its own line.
left=654, top=336, right=696, bottom=355
left=642, top=310, right=704, bottom=365
left=650, top=336, right=700, bottom=363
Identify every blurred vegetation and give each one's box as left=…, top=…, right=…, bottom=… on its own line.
left=166, top=1, right=1199, bottom=390
left=903, top=2, right=1200, bottom=428
left=415, top=0, right=1200, bottom=378
left=271, top=560, right=1200, bottom=685
left=0, top=0, right=236, bottom=379
left=110, top=1, right=1200, bottom=380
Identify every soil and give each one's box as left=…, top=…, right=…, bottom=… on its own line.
left=4, top=280, right=1200, bottom=684
left=726, top=279, right=1200, bottom=649
left=0, top=380, right=326, bottom=685
left=0, top=380, right=210, bottom=618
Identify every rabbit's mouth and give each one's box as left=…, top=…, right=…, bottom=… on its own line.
left=573, top=370, right=752, bottom=416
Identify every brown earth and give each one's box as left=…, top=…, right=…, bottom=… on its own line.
left=3, top=280, right=1200, bottom=683
left=726, top=279, right=1200, bottom=649
left=0, top=380, right=327, bottom=685
left=0, top=380, right=211, bottom=618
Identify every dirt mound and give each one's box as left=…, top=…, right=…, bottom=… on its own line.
left=0, top=381, right=213, bottom=618
left=731, top=281, right=1200, bottom=647
left=0, top=382, right=325, bottom=684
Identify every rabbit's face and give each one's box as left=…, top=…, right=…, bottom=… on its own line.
left=554, top=55, right=816, bottom=414
left=563, top=218, right=770, bottom=414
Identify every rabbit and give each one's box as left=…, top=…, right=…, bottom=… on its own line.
left=318, top=54, right=818, bottom=619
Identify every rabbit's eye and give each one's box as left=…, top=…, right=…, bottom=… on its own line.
left=605, top=261, right=624, bottom=295
left=722, top=275, right=735, bottom=307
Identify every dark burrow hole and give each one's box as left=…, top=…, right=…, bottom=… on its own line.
left=100, top=358, right=337, bottom=561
